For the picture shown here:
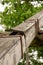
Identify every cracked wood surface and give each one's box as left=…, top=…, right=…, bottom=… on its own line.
left=0, top=37, right=20, bottom=59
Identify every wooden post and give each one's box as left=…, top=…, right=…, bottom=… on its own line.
left=24, top=35, right=30, bottom=65
left=26, top=47, right=30, bottom=65
left=35, top=19, right=39, bottom=35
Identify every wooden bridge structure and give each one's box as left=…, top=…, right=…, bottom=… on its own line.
left=0, top=10, right=43, bottom=65
left=35, top=20, right=43, bottom=41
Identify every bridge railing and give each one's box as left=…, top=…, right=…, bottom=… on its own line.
left=0, top=10, right=43, bottom=65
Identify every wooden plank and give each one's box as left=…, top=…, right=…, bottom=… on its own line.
left=0, top=37, right=20, bottom=59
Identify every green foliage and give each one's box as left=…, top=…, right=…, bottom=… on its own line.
left=0, top=0, right=43, bottom=29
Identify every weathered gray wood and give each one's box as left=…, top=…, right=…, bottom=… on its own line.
left=12, top=10, right=43, bottom=65
left=0, top=37, right=19, bottom=59
left=0, top=10, right=43, bottom=65
left=12, top=22, right=35, bottom=33
left=0, top=37, right=22, bottom=65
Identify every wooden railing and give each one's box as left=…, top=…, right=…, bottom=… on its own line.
left=0, top=10, right=43, bottom=65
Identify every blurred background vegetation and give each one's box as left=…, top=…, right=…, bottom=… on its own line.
left=0, top=0, right=43, bottom=30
